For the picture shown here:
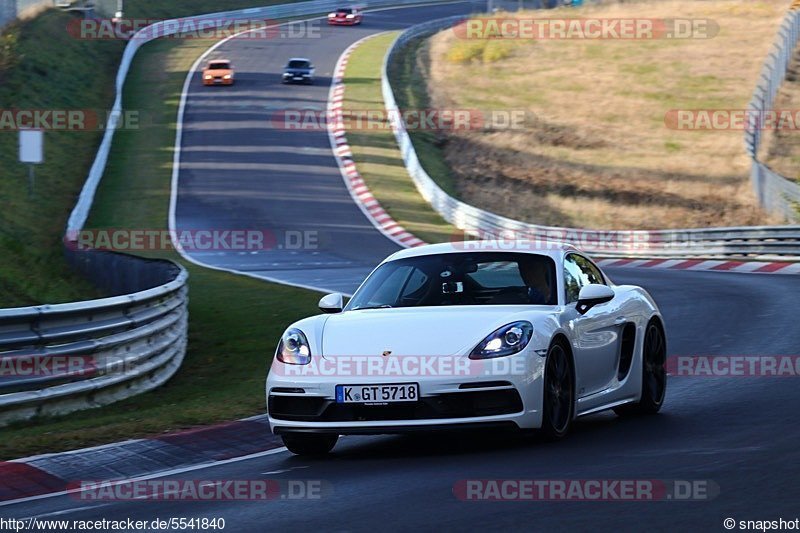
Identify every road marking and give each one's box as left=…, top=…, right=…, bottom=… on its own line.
left=261, top=465, right=311, bottom=475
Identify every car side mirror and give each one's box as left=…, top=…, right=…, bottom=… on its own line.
left=576, top=284, right=614, bottom=315
left=319, top=293, right=344, bottom=313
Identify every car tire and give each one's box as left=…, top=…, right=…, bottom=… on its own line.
left=282, top=433, right=338, bottom=456
left=540, top=340, right=574, bottom=441
left=614, top=320, right=666, bottom=417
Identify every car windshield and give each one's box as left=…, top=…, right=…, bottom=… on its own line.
left=207, top=62, right=229, bottom=70
left=287, top=60, right=310, bottom=69
left=346, top=252, right=557, bottom=310
left=336, top=8, right=353, bottom=13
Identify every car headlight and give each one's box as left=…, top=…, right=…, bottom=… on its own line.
left=204, top=75, right=212, bottom=79
left=223, top=74, right=232, bottom=79
left=328, top=13, right=335, bottom=17
left=346, top=14, right=355, bottom=18
left=470, top=321, right=533, bottom=360
left=276, top=328, right=311, bottom=365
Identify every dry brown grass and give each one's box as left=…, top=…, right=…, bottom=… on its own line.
left=763, top=45, right=800, bottom=183
left=424, top=0, right=790, bottom=229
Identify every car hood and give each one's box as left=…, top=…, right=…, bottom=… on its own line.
left=320, top=306, right=550, bottom=357
left=284, top=68, right=311, bottom=74
left=204, top=69, right=232, bottom=76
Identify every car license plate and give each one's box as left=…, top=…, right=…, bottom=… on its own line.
left=293, top=76, right=303, bottom=80
left=336, top=383, right=419, bottom=404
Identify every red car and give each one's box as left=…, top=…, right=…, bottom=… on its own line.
left=327, top=7, right=363, bottom=25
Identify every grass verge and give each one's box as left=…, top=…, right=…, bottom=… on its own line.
left=386, top=35, right=458, bottom=199
left=0, top=10, right=121, bottom=306
left=1, top=8, right=321, bottom=460
left=343, top=32, right=459, bottom=244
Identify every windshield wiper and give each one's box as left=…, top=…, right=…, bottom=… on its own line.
left=352, top=304, right=393, bottom=311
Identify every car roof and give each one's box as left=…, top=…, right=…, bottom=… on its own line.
left=287, top=57, right=310, bottom=62
left=383, top=240, right=579, bottom=264
left=207, top=59, right=230, bottom=64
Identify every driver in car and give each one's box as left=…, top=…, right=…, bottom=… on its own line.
left=484, top=259, right=553, bottom=305
left=519, top=260, right=553, bottom=304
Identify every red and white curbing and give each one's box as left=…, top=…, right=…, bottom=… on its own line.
left=327, top=34, right=425, bottom=249
left=596, top=257, right=800, bottom=275
left=328, top=36, right=798, bottom=275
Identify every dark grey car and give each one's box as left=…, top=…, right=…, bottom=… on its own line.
left=282, top=58, right=315, bottom=84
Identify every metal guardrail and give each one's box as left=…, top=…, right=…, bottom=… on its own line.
left=745, top=6, right=800, bottom=221
left=382, top=16, right=800, bottom=258
left=0, top=252, right=187, bottom=426
left=1, top=1, right=463, bottom=426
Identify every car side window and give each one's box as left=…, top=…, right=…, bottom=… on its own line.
left=563, top=254, right=605, bottom=303
left=574, top=255, right=605, bottom=285
left=563, top=256, right=583, bottom=303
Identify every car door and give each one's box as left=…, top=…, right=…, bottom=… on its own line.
left=563, top=254, right=623, bottom=398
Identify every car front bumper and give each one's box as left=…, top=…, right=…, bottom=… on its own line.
left=203, top=78, right=233, bottom=85
left=282, top=74, right=312, bottom=83
left=328, top=18, right=358, bottom=25
left=266, top=352, right=546, bottom=434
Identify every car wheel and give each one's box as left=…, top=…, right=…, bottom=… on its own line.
left=282, top=433, right=338, bottom=456
left=540, top=340, right=574, bottom=440
left=614, top=321, right=666, bottom=416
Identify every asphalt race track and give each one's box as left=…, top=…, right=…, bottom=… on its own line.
left=173, top=2, right=491, bottom=292
left=6, top=2, right=800, bottom=530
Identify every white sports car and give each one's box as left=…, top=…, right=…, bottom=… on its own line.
left=266, top=242, right=666, bottom=455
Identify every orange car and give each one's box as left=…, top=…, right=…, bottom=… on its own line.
left=202, top=59, right=234, bottom=86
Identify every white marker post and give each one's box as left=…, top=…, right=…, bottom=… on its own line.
left=19, top=129, right=43, bottom=199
